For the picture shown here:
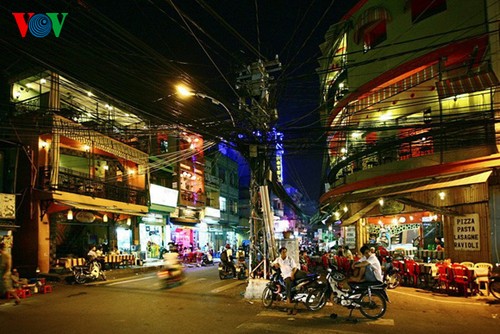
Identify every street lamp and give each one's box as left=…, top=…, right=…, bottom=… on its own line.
left=175, top=84, right=236, bottom=127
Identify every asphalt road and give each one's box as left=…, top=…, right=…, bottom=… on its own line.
left=1, top=265, right=499, bottom=334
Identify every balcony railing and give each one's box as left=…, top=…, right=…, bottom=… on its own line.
left=38, top=166, right=148, bottom=206
left=329, top=110, right=496, bottom=183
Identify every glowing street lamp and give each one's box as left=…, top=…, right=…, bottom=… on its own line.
left=175, top=84, right=236, bottom=127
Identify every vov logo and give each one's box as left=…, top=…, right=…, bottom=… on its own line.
left=13, top=13, right=68, bottom=38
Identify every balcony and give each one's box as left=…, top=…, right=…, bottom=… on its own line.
left=329, top=111, right=496, bottom=184
left=38, top=166, right=147, bottom=206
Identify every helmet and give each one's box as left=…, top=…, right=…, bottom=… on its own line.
left=225, top=244, right=231, bottom=249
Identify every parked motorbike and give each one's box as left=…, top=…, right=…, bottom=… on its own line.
left=489, top=264, right=500, bottom=300
left=262, top=268, right=321, bottom=310
left=383, top=256, right=402, bottom=289
left=157, top=252, right=185, bottom=288
left=73, top=260, right=106, bottom=284
left=305, top=265, right=389, bottom=320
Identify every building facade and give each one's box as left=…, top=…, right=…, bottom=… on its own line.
left=318, top=0, right=499, bottom=263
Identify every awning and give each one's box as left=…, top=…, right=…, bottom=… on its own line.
left=340, top=200, right=379, bottom=226
left=54, top=199, right=147, bottom=217
left=345, top=170, right=492, bottom=202
left=436, top=68, right=499, bottom=99
left=353, top=7, right=391, bottom=44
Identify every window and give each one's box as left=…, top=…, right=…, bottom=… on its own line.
left=220, top=197, right=227, bottom=212
left=411, top=0, right=446, bottom=24
left=363, top=20, right=387, bottom=52
left=353, top=7, right=390, bottom=52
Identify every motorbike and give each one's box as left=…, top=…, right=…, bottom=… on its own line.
left=235, top=259, right=247, bottom=280
left=157, top=252, right=185, bottom=288
left=218, top=261, right=235, bottom=279
left=262, top=268, right=321, bottom=310
left=489, top=264, right=500, bottom=300
left=305, top=265, right=389, bottom=320
left=73, top=260, right=106, bottom=284
left=383, top=256, right=402, bottom=289
left=201, top=252, right=214, bottom=266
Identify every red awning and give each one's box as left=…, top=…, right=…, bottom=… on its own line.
left=353, top=7, right=391, bottom=44
left=436, top=68, right=499, bottom=99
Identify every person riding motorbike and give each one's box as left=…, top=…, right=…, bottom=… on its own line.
left=220, top=244, right=236, bottom=278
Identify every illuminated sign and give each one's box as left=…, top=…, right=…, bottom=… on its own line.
left=150, top=184, right=178, bottom=207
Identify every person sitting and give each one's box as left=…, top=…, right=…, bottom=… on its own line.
left=87, top=245, right=98, bottom=262
left=0, top=242, right=21, bottom=305
left=272, top=247, right=307, bottom=315
left=220, top=244, right=236, bottom=278
left=11, top=268, right=28, bottom=288
left=349, top=244, right=383, bottom=283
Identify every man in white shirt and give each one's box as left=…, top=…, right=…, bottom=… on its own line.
left=349, top=245, right=383, bottom=283
left=272, top=247, right=298, bottom=305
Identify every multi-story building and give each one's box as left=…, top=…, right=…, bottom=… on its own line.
left=1, top=68, right=211, bottom=273
left=2, top=70, right=149, bottom=274
left=317, top=0, right=499, bottom=263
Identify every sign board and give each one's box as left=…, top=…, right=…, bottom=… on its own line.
left=453, top=214, right=480, bottom=251
left=345, top=226, right=356, bottom=248
left=150, top=184, right=178, bottom=207
left=0, top=193, right=16, bottom=219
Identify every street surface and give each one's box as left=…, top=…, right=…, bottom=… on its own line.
left=1, top=265, right=498, bottom=333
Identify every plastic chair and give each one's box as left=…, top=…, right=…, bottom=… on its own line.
left=404, top=260, right=419, bottom=287
left=436, top=263, right=453, bottom=293
left=474, top=262, right=493, bottom=295
left=451, top=264, right=471, bottom=297
left=460, top=262, right=474, bottom=269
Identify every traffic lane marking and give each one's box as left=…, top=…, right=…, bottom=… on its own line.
left=238, top=322, right=369, bottom=333
left=389, top=289, right=490, bottom=306
left=257, top=309, right=394, bottom=325
left=107, top=276, right=156, bottom=286
left=210, top=280, right=246, bottom=293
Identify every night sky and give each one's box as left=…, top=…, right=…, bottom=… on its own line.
left=0, top=0, right=355, bottom=211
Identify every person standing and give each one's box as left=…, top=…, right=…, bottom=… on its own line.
left=0, top=242, right=21, bottom=305
left=337, top=233, right=344, bottom=248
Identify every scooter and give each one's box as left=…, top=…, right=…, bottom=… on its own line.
left=73, top=260, right=106, bottom=284
left=218, top=261, right=235, bottom=279
left=306, top=265, right=389, bottom=320
left=157, top=252, right=185, bottom=288
left=262, top=267, right=322, bottom=310
left=201, top=252, right=214, bottom=266
left=383, top=256, right=402, bottom=289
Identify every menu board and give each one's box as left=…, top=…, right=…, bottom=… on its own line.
left=453, top=214, right=480, bottom=251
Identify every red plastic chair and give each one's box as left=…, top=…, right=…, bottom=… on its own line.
left=436, top=263, right=453, bottom=293
left=451, top=264, right=471, bottom=297
left=404, top=260, right=419, bottom=286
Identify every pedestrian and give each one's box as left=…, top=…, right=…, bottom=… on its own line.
left=0, top=242, right=21, bottom=305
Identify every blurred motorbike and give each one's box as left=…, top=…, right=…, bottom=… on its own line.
left=157, top=252, right=185, bottom=288
left=201, top=252, right=214, bottom=266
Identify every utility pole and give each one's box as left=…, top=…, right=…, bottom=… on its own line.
left=236, top=57, right=281, bottom=279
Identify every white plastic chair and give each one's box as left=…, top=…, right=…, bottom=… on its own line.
left=474, top=262, right=492, bottom=295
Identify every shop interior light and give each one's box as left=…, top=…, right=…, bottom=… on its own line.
left=343, top=205, right=348, bottom=213
left=439, top=191, right=446, bottom=200
left=103, top=214, right=108, bottom=223
left=399, top=217, right=406, bottom=223
left=379, top=198, right=384, bottom=206
left=126, top=217, right=131, bottom=226
left=67, top=209, right=73, bottom=220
